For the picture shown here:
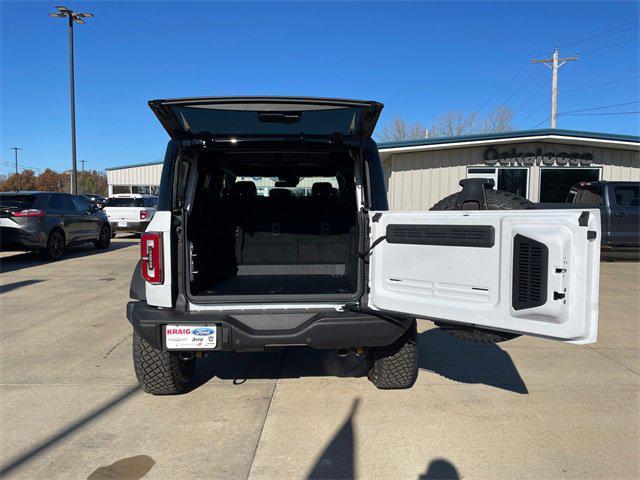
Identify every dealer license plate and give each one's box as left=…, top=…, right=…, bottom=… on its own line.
left=118, top=220, right=127, bottom=227
left=165, top=325, right=217, bottom=350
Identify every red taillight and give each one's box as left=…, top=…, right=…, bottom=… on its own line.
left=141, top=232, right=163, bottom=284
left=140, top=209, right=149, bottom=220
left=12, top=209, right=45, bottom=217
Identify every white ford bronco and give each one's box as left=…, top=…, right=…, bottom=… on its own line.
left=127, top=97, right=601, bottom=394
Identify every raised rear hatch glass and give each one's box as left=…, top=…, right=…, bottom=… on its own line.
left=148, top=97, right=382, bottom=140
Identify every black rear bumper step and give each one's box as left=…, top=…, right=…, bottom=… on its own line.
left=126, top=301, right=413, bottom=352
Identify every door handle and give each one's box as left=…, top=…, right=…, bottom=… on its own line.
left=614, top=212, right=627, bottom=217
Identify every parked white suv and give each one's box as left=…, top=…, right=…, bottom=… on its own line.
left=105, top=194, right=157, bottom=237
left=126, top=96, right=601, bottom=395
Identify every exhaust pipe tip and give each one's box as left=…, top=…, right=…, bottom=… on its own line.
left=178, top=352, right=195, bottom=362
left=336, top=348, right=349, bottom=357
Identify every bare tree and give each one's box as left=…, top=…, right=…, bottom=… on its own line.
left=481, top=105, right=514, bottom=133
left=379, top=117, right=427, bottom=142
left=429, top=111, right=478, bottom=138
left=378, top=106, right=514, bottom=142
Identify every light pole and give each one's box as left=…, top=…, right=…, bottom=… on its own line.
left=48, top=5, right=93, bottom=195
left=10, top=147, right=22, bottom=190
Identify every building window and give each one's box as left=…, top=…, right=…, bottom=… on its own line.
left=539, top=168, right=601, bottom=203
left=467, top=167, right=529, bottom=199
left=112, top=185, right=132, bottom=194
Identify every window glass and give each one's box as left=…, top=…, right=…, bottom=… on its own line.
left=615, top=185, right=639, bottom=207
left=497, top=169, right=528, bottom=198
left=113, top=186, right=132, bottom=194
left=71, top=196, right=90, bottom=212
left=0, top=195, right=36, bottom=209
left=468, top=168, right=496, bottom=174
left=234, top=176, right=339, bottom=197
left=574, top=187, right=603, bottom=205
left=539, top=169, right=600, bottom=203
left=48, top=194, right=75, bottom=212
left=172, top=106, right=361, bottom=136
left=108, top=197, right=144, bottom=207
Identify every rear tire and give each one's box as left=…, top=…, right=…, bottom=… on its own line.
left=45, top=229, right=65, bottom=260
left=94, top=224, right=111, bottom=249
left=368, top=321, right=419, bottom=389
left=132, top=332, right=195, bottom=395
left=430, top=188, right=533, bottom=344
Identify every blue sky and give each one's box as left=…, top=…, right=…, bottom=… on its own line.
left=1, top=1, right=639, bottom=174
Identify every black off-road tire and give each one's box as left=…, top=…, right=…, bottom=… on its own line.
left=430, top=188, right=534, bottom=344
left=45, top=229, right=65, bottom=260
left=431, top=188, right=534, bottom=211
left=94, top=224, right=111, bottom=249
left=368, top=321, right=419, bottom=389
left=132, top=332, right=196, bottom=395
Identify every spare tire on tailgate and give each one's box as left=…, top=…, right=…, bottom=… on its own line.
left=429, top=188, right=534, bottom=344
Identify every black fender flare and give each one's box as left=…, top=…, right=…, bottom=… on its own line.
left=129, top=260, right=146, bottom=300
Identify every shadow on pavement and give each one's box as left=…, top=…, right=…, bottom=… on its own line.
left=418, top=328, right=528, bottom=394
left=189, top=326, right=527, bottom=394
left=419, top=458, right=461, bottom=479
left=306, top=398, right=359, bottom=480
left=0, top=385, right=140, bottom=477
left=0, top=279, right=45, bottom=294
left=305, top=398, right=460, bottom=480
left=0, top=241, right=138, bottom=273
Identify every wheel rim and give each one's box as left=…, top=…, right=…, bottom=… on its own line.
left=100, top=226, right=109, bottom=243
left=50, top=233, right=63, bottom=257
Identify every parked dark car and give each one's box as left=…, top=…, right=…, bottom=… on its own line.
left=0, top=191, right=112, bottom=259
left=81, top=193, right=108, bottom=209
left=536, top=181, right=639, bottom=251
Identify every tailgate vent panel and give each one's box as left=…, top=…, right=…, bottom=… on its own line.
left=386, top=224, right=495, bottom=248
left=512, top=234, right=548, bottom=311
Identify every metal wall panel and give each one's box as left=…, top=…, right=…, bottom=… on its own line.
left=385, top=142, right=639, bottom=211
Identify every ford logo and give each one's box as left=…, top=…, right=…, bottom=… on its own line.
left=192, top=327, right=215, bottom=336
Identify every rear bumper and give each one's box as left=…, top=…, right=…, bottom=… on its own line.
left=0, top=226, right=45, bottom=251
left=110, top=220, right=150, bottom=233
left=126, top=301, right=412, bottom=352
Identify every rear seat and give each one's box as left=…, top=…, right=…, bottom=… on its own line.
left=231, top=181, right=356, bottom=268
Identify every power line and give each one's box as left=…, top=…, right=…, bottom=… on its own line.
left=476, top=63, right=531, bottom=113
left=557, top=19, right=639, bottom=50
left=576, top=36, right=640, bottom=55
left=515, top=100, right=548, bottom=128
left=532, top=116, right=552, bottom=129
left=560, top=111, right=640, bottom=116
left=500, top=66, right=542, bottom=106
left=560, top=100, right=639, bottom=114
left=561, top=75, right=640, bottom=94
left=513, top=78, right=551, bottom=116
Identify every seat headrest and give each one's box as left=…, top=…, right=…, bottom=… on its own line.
left=312, top=182, right=336, bottom=199
left=269, top=188, right=291, bottom=199
left=230, top=181, right=257, bottom=199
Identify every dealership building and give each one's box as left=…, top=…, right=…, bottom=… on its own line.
left=106, top=128, right=639, bottom=209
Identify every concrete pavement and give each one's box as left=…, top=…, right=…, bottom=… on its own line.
left=1, top=238, right=638, bottom=479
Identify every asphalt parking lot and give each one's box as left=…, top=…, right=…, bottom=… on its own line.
left=0, top=237, right=638, bottom=480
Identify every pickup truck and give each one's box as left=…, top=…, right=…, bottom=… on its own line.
left=104, top=194, right=157, bottom=237
left=536, top=181, right=639, bottom=251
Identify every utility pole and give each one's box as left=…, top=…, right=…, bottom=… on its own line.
left=49, top=6, right=94, bottom=194
left=80, top=159, right=86, bottom=171
left=532, top=48, right=578, bottom=128
left=10, top=147, right=22, bottom=191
